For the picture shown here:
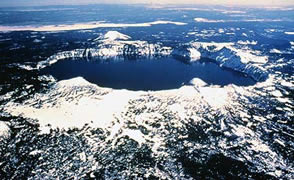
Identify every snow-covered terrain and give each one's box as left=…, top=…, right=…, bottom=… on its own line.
left=0, top=4, right=293, bottom=179
left=185, top=42, right=269, bottom=81
left=2, top=70, right=293, bottom=178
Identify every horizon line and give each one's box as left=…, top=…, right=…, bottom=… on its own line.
left=0, top=2, right=294, bottom=8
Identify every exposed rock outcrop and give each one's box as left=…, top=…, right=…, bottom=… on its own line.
left=173, top=42, right=269, bottom=81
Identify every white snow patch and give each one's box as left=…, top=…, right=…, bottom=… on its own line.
left=79, top=152, right=87, bottom=162
left=274, top=139, right=285, bottom=147
left=270, top=90, right=283, bottom=97
left=187, top=32, right=197, bottom=35
left=270, top=49, right=282, bottom=54
left=242, top=33, right=248, bottom=37
left=237, top=40, right=257, bottom=45
left=96, top=31, right=131, bottom=41
left=194, top=18, right=225, bottom=23
left=231, top=124, right=255, bottom=137
left=191, top=42, right=234, bottom=51
left=29, top=150, right=44, bottom=156
left=249, top=139, right=272, bottom=153
left=274, top=170, right=283, bottom=177
left=285, top=32, right=294, bottom=35
left=123, top=129, right=146, bottom=146
left=0, top=121, right=10, bottom=138
left=266, top=29, right=276, bottom=32
left=58, top=76, right=93, bottom=86
left=253, top=115, right=266, bottom=122
left=235, top=49, right=268, bottom=64
left=218, top=28, right=225, bottom=33
left=169, top=103, right=187, bottom=120
left=190, top=78, right=207, bottom=87
left=280, top=80, right=294, bottom=89
left=33, top=39, right=42, bottom=43
left=199, top=87, right=229, bottom=108
left=13, top=64, right=36, bottom=71
left=188, top=48, right=201, bottom=61
left=239, top=111, right=251, bottom=119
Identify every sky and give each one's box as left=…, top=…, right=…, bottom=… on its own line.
left=0, top=0, right=294, bottom=7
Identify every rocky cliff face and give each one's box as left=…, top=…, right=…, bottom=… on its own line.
left=172, top=42, right=269, bottom=81
left=36, top=31, right=172, bottom=69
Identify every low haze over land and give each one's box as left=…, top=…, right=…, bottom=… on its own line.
left=0, top=0, right=294, bottom=7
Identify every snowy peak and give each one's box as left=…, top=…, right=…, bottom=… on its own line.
left=98, top=31, right=131, bottom=41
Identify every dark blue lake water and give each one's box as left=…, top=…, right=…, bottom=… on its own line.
left=41, top=58, right=255, bottom=90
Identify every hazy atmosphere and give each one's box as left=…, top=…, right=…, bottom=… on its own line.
left=1, top=0, right=294, bottom=7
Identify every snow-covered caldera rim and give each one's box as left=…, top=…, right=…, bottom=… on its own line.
left=16, top=30, right=173, bottom=70
left=14, top=31, right=269, bottom=82
left=0, top=20, right=187, bottom=32
left=188, top=41, right=268, bottom=64
left=171, top=41, right=269, bottom=81
left=3, top=76, right=234, bottom=134
left=3, top=72, right=284, bottom=134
